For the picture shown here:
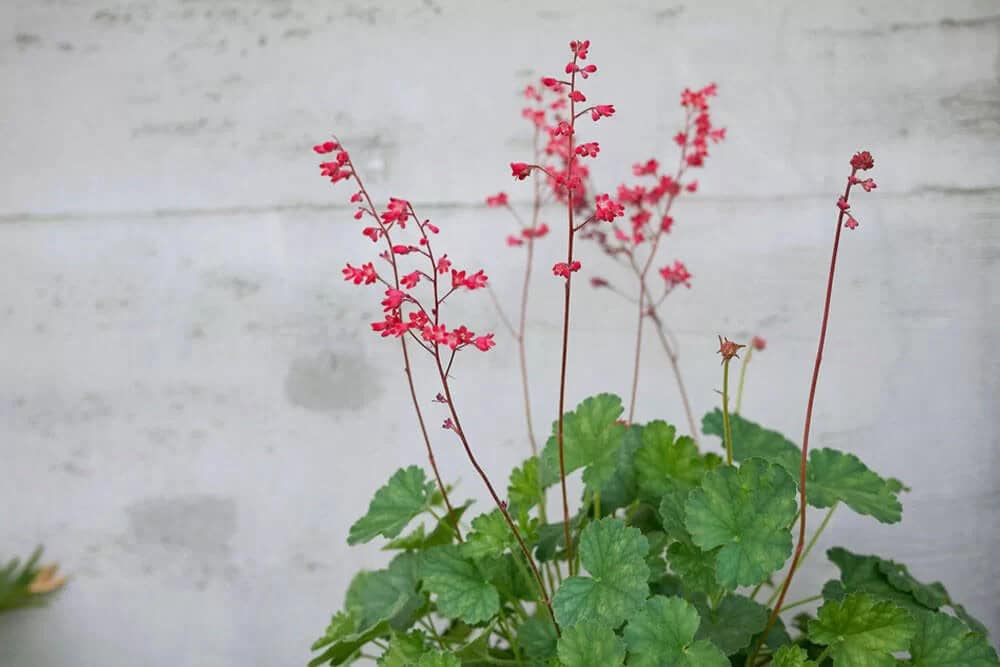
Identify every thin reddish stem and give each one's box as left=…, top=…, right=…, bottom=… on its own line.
left=647, top=308, right=699, bottom=440
left=555, top=62, right=579, bottom=571
left=748, top=167, right=858, bottom=665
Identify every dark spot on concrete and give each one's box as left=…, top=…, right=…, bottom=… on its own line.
left=57, top=41, right=74, bottom=51
left=132, top=117, right=234, bottom=138
left=201, top=272, right=262, bottom=299
left=15, top=33, right=42, bottom=48
left=651, top=6, right=685, bottom=22
left=122, top=495, right=238, bottom=588
left=283, top=27, right=310, bottom=39
left=284, top=350, right=382, bottom=414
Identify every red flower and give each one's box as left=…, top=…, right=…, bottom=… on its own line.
left=381, top=198, right=410, bottom=227
left=575, top=142, right=600, bottom=158
left=343, top=262, right=377, bottom=285
left=590, top=104, right=615, bottom=121
left=850, top=151, right=875, bottom=171
left=633, top=159, right=659, bottom=176
left=362, top=227, right=381, bottom=243
left=590, top=276, right=609, bottom=288
left=381, top=289, right=407, bottom=311
left=511, top=162, right=532, bottom=180
left=837, top=197, right=850, bottom=212
left=595, top=194, right=625, bottom=221
left=659, top=260, right=692, bottom=288
left=552, top=260, right=582, bottom=278
left=486, top=192, right=509, bottom=207
left=751, top=336, right=767, bottom=351
left=392, top=244, right=412, bottom=255
left=313, top=141, right=338, bottom=154
left=463, top=269, right=488, bottom=290
left=859, top=178, right=877, bottom=192
left=436, top=255, right=451, bottom=274
left=506, top=235, right=524, bottom=247
left=570, top=90, right=587, bottom=102
left=661, top=215, right=674, bottom=233
left=401, top=271, right=420, bottom=289
left=523, top=223, right=549, bottom=239
left=844, top=215, right=859, bottom=230
left=579, top=64, right=597, bottom=79
left=371, top=313, right=408, bottom=338
left=685, top=180, right=698, bottom=193
left=473, top=334, right=496, bottom=351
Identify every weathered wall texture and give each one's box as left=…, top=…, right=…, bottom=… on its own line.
left=1, top=1, right=998, bottom=664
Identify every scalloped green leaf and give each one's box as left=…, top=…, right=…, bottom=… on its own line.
left=377, top=631, right=427, bottom=667
left=540, top=394, right=627, bottom=492
left=415, top=650, right=461, bottom=667
left=349, top=466, right=436, bottom=545
left=419, top=545, right=499, bottom=624
left=383, top=502, right=472, bottom=551
left=508, top=456, right=542, bottom=523
left=461, top=510, right=514, bottom=561
left=657, top=486, right=691, bottom=540
left=666, top=541, right=719, bottom=597
left=808, top=448, right=902, bottom=523
left=771, top=645, right=817, bottom=667
left=557, top=621, right=626, bottom=667
left=809, top=593, right=916, bottom=667
left=907, top=610, right=999, bottom=666
left=520, top=612, right=559, bottom=662
left=684, top=458, right=797, bottom=588
left=623, top=596, right=728, bottom=667
left=552, top=518, right=649, bottom=629
left=345, top=552, right=424, bottom=631
left=635, top=421, right=712, bottom=500
left=693, top=594, right=769, bottom=655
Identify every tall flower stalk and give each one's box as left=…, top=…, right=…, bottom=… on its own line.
left=748, top=151, right=878, bottom=665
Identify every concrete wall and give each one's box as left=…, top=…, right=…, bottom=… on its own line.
left=1, top=1, right=997, bottom=664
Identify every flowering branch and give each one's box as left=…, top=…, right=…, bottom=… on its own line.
left=748, top=151, right=877, bottom=666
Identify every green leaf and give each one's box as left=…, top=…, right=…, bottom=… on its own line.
left=684, top=458, right=797, bottom=588
left=419, top=545, right=499, bottom=624
left=377, top=631, right=427, bottom=667
left=535, top=514, right=583, bottom=562
left=702, top=410, right=800, bottom=475
left=877, top=559, right=948, bottom=609
left=703, top=412, right=903, bottom=523
left=520, top=613, right=559, bottom=662
left=907, top=610, right=999, bottom=666
left=349, top=466, right=436, bottom=545
left=557, top=620, right=626, bottom=667
left=383, top=502, right=472, bottom=551
left=809, top=593, right=916, bottom=667
left=309, top=612, right=392, bottom=666
left=552, top=517, right=649, bottom=629
left=665, top=541, right=719, bottom=597
left=657, top=487, right=691, bottom=540
left=771, top=645, right=817, bottom=667
left=635, top=421, right=711, bottom=500
left=807, top=449, right=902, bottom=523
left=540, top=394, right=627, bottom=492
left=693, top=594, right=769, bottom=655
left=415, top=650, right=461, bottom=667
left=824, top=547, right=941, bottom=614
left=508, top=456, right=542, bottom=522
left=623, top=596, right=728, bottom=667
left=462, top=510, right=515, bottom=561
left=345, top=552, right=425, bottom=631
left=598, top=424, right=644, bottom=511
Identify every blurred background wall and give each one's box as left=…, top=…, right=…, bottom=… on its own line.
left=1, top=0, right=997, bottom=664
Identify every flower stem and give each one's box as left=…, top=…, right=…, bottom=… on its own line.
left=648, top=307, right=699, bottom=442
left=721, top=357, right=734, bottom=465
left=734, top=347, right=753, bottom=415
left=555, top=63, right=579, bottom=575
left=747, top=168, right=858, bottom=667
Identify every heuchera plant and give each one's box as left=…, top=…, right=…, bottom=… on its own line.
left=307, top=40, right=998, bottom=667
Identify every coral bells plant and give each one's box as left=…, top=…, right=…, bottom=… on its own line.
left=308, top=40, right=997, bottom=667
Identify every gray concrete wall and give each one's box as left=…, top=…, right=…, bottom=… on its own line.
left=1, top=1, right=998, bottom=664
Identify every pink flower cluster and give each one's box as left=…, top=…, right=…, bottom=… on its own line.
left=314, top=140, right=495, bottom=355
left=841, top=151, right=877, bottom=230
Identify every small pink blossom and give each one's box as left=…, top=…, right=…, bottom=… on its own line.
left=511, top=162, right=532, bottom=180
left=343, top=262, right=377, bottom=285
left=401, top=271, right=420, bottom=289
left=473, top=334, right=495, bottom=351
left=590, top=104, right=615, bottom=121
left=486, top=192, right=509, bottom=207
left=595, top=194, right=625, bottom=221
left=552, top=260, right=582, bottom=278
left=313, top=141, right=338, bottom=154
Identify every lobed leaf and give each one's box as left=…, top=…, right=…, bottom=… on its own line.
left=635, top=420, right=713, bottom=501
left=419, top=545, right=499, bottom=624
left=907, top=609, right=999, bottom=666
left=551, top=518, right=649, bottom=629
left=770, top=645, right=817, bottom=667
left=809, top=593, right=916, bottom=667
left=557, top=621, right=626, bottom=667
left=349, top=466, right=436, bottom=545
left=684, top=458, right=797, bottom=588
left=539, top=394, right=627, bottom=493
left=623, top=596, right=728, bottom=667
left=345, top=552, right=425, bottom=631
left=693, top=594, right=769, bottom=655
